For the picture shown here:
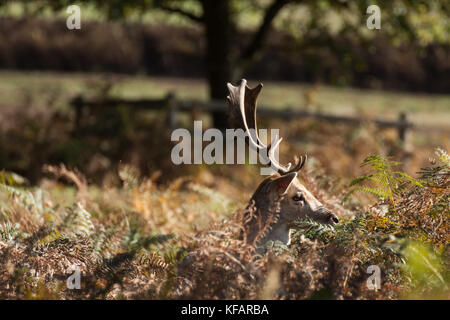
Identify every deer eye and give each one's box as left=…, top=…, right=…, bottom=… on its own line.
left=292, top=194, right=304, bottom=202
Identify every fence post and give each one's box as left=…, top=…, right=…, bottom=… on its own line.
left=398, top=111, right=413, bottom=170
left=166, top=92, right=177, bottom=128
left=73, top=95, right=84, bottom=135
left=397, top=112, right=408, bottom=143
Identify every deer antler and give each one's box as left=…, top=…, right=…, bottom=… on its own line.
left=227, top=79, right=306, bottom=175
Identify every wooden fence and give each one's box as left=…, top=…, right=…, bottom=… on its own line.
left=71, top=92, right=414, bottom=144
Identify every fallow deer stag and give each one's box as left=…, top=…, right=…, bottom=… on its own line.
left=227, top=79, right=339, bottom=246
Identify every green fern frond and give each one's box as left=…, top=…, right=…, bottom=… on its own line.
left=0, top=183, right=47, bottom=218
left=0, top=222, right=27, bottom=243
left=353, top=185, right=391, bottom=199
left=121, top=217, right=173, bottom=252
left=62, top=203, right=95, bottom=236
left=92, top=225, right=118, bottom=260
left=349, top=155, right=423, bottom=212
left=349, top=174, right=373, bottom=187
left=435, top=148, right=450, bottom=167
left=294, top=217, right=337, bottom=243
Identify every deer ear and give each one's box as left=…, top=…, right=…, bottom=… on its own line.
left=272, top=172, right=297, bottom=195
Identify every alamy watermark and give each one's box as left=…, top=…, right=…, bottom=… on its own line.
left=171, top=121, right=280, bottom=176
left=66, top=265, right=81, bottom=289
left=366, top=265, right=381, bottom=290
left=64, top=3, right=379, bottom=31
left=66, top=4, right=81, bottom=30
left=366, top=5, right=381, bottom=30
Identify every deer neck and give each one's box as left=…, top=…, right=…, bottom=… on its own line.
left=244, top=203, right=292, bottom=246
left=260, top=221, right=291, bottom=245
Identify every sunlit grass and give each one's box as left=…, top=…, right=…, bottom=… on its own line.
left=0, top=71, right=449, bottom=126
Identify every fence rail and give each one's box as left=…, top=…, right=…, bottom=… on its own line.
left=71, top=92, right=414, bottom=144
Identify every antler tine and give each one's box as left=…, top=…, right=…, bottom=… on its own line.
left=227, top=79, right=265, bottom=151
left=227, top=79, right=308, bottom=175
left=267, top=135, right=290, bottom=174
left=285, top=155, right=307, bottom=174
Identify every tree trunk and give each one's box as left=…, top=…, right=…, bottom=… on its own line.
left=202, top=0, right=234, bottom=129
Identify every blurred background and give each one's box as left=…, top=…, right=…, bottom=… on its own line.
left=0, top=0, right=448, bottom=186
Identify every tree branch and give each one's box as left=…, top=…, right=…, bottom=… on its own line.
left=158, top=3, right=204, bottom=23
left=239, top=0, right=292, bottom=70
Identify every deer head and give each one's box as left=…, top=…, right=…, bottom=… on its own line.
left=227, top=79, right=339, bottom=246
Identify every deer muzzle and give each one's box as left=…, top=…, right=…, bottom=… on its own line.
left=314, top=207, right=339, bottom=225
left=327, top=212, right=339, bottom=224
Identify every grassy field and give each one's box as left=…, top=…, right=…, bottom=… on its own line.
left=0, top=71, right=449, bottom=126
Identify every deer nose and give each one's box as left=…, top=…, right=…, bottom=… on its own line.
left=327, top=213, right=339, bottom=224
